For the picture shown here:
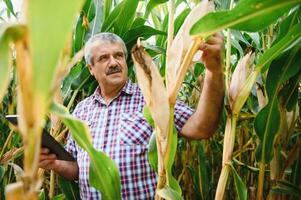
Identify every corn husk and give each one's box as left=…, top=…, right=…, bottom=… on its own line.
left=229, top=52, right=255, bottom=111
left=131, top=44, right=170, bottom=142
left=166, top=0, right=214, bottom=96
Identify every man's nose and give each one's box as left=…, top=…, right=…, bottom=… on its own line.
left=108, top=55, right=118, bottom=66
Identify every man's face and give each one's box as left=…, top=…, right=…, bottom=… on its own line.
left=88, top=42, right=128, bottom=90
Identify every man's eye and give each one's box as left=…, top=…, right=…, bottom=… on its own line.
left=98, top=55, right=108, bottom=62
left=116, top=53, right=124, bottom=58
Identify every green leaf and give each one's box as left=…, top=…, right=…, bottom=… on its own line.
left=256, top=23, right=301, bottom=72
left=197, top=143, right=209, bottom=200
left=174, top=8, right=191, bottom=35
left=101, top=1, right=125, bottom=32
left=28, top=0, right=84, bottom=115
left=190, top=0, right=301, bottom=37
left=103, top=0, right=112, bottom=20
left=271, top=180, right=301, bottom=198
left=50, top=103, right=121, bottom=200
left=0, top=165, right=5, bottom=181
left=166, top=126, right=181, bottom=194
left=3, top=0, right=17, bottom=18
left=72, top=0, right=95, bottom=55
left=123, top=25, right=166, bottom=50
left=39, top=189, right=46, bottom=200
left=114, top=0, right=139, bottom=36
left=58, top=176, right=81, bottom=200
left=0, top=24, right=25, bottom=103
left=157, top=185, right=183, bottom=200
left=51, top=194, right=65, bottom=200
left=145, top=0, right=168, bottom=19
left=143, top=106, right=155, bottom=128
left=273, top=7, right=300, bottom=44
left=255, top=46, right=301, bottom=163
left=148, top=133, right=158, bottom=172
left=230, top=164, right=247, bottom=200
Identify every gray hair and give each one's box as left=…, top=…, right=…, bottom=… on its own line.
left=84, top=32, right=128, bottom=65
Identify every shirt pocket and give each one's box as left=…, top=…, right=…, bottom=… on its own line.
left=118, top=112, right=153, bottom=146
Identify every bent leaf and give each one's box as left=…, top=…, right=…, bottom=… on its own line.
left=51, top=103, right=121, bottom=200
left=190, top=0, right=301, bottom=38
left=0, top=24, right=25, bottom=102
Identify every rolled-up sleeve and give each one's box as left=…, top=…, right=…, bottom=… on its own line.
left=174, top=100, right=194, bottom=133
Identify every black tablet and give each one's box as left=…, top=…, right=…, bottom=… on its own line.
left=5, top=115, right=75, bottom=162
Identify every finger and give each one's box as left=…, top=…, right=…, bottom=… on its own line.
left=40, top=153, right=57, bottom=161
left=201, top=44, right=223, bottom=58
left=41, top=148, right=50, bottom=154
left=39, top=159, right=55, bottom=168
left=206, top=35, right=224, bottom=45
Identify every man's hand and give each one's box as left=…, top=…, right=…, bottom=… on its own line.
left=39, top=148, right=58, bottom=170
left=199, top=32, right=224, bottom=73
left=39, top=148, right=79, bottom=181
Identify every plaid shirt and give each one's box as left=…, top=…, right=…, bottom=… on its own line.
left=66, top=80, right=194, bottom=200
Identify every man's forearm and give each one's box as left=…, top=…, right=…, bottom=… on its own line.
left=182, top=69, right=224, bottom=139
left=53, top=160, right=79, bottom=181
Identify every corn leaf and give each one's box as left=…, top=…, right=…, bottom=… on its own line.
left=157, top=185, right=183, bottom=200
left=144, top=0, right=168, bottom=18
left=271, top=180, right=301, bottom=198
left=103, top=0, right=112, bottom=20
left=3, top=0, right=17, bottom=18
left=51, top=103, right=121, bottom=200
left=147, top=133, right=158, bottom=172
left=254, top=46, right=301, bottom=163
left=230, top=164, right=247, bottom=200
left=72, top=0, right=95, bottom=54
left=28, top=0, right=84, bottom=120
left=123, top=25, right=166, bottom=49
left=256, top=23, right=301, bottom=72
left=113, top=0, right=139, bottom=36
left=190, top=0, right=301, bottom=37
left=101, top=1, right=124, bottom=32
left=0, top=24, right=25, bottom=102
left=58, top=176, right=81, bottom=200
left=0, top=165, right=5, bottom=181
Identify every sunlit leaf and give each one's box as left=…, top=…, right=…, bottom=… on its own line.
left=28, top=0, right=85, bottom=122
left=190, top=0, right=301, bottom=37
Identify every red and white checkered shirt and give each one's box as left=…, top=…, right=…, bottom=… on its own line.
left=66, top=80, right=194, bottom=200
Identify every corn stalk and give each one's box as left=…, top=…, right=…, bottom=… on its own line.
left=132, top=1, right=213, bottom=199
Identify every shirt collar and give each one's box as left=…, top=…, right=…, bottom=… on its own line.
left=92, top=80, right=135, bottom=104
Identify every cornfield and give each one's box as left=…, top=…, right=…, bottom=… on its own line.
left=0, top=0, right=301, bottom=200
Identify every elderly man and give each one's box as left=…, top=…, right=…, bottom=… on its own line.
left=39, top=32, right=224, bottom=199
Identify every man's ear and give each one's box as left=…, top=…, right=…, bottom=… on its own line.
left=87, top=64, right=94, bottom=76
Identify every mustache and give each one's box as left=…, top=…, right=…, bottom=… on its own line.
left=106, top=65, right=122, bottom=75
